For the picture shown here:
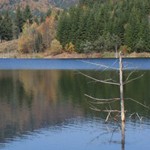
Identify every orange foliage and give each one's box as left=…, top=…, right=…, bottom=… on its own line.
left=18, top=13, right=58, bottom=53
left=37, top=16, right=57, bottom=50
left=18, top=23, right=39, bottom=53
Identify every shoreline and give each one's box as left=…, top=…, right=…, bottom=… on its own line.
left=0, top=51, right=150, bottom=59
left=1, top=41, right=150, bottom=59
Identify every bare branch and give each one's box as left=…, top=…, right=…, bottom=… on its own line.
left=89, top=107, right=121, bottom=113
left=129, top=112, right=143, bottom=121
left=80, top=60, right=119, bottom=70
left=88, top=102, right=120, bottom=113
left=129, top=112, right=136, bottom=118
left=88, top=100, right=119, bottom=105
left=87, top=78, right=118, bottom=84
left=124, top=71, right=135, bottom=83
left=123, top=74, right=144, bottom=85
left=85, top=94, right=120, bottom=102
left=136, top=113, right=143, bottom=121
left=105, top=112, right=111, bottom=122
left=125, top=98, right=150, bottom=109
left=79, top=71, right=119, bottom=85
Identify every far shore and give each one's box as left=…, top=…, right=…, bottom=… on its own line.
left=0, top=51, right=150, bottom=59
left=1, top=40, right=150, bottom=59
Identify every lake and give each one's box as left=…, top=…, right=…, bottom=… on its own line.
left=0, top=58, right=150, bottom=150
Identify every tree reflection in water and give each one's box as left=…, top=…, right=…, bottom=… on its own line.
left=0, top=70, right=149, bottom=148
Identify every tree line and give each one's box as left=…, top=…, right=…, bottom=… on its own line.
left=57, top=0, right=150, bottom=53
left=0, top=5, right=51, bottom=42
left=0, top=5, right=33, bottom=41
left=0, top=0, right=150, bottom=54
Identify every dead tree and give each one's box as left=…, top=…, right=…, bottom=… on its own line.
left=79, top=53, right=150, bottom=150
left=119, top=52, right=125, bottom=122
left=79, top=52, right=148, bottom=122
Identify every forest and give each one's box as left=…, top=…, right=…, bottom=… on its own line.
left=0, top=0, right=150, bottom=54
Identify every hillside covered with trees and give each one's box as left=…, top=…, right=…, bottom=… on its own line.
left=57, top=0, right=150, bottom=53
left=0, top=0, right=78, bottom=12
left=0, top=0, right=150, bottom=56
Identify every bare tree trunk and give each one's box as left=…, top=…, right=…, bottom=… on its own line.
left=119, top=52, right=125, bottom=122
left=121, top=121, right=125, bottom=150
left=115, top=45, right=118, bottom=58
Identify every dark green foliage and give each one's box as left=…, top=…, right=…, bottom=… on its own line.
left=24, top=5, right=33, bottom=24
left=57, top=0, right=150, bottom=53
left=15, top=6, right=25, bottom=35
left=0, top=5, right=34, bottom=40
left=15, top=5, right=33, bottom=37
left=57, top=12, right=71, bottom=48
left=0, top=12, right=13, bottom=41
left=50, top=0, right=78, bottom=9
left=0, top=15, right=2, bottom=41
left=34, top=17, right=40, bottom=25
left=34, top=32, right=43, bottom=52
left=46, top=8, right=52, bottom=17
left=79, top=0, right=100, bottom=6
left=40, top=15, right=46, bottom=23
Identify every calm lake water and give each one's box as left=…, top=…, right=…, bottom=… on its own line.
left=0, top=58, right=150, bottom=150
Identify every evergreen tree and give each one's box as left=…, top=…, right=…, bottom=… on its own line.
left=24, top=5, right=33, bottom=24
left=40, top=15, right=46, bottom=23
left=15, top=6, right=24, bottom=36
left=0, top=15, right=2, bottom=41
left=136, top=17, right=150, bottom=51
left=86, top=11, right=96, bottom=42
left=57, top=0, right=150, bottom=53
left=46, top=8, right=52, bottom=17
left=69, top=7, right=81, bottom=45
left=57, top=12, right=71, bottom=48
left=34, top=17, right=40, bottom=25
left=1, top=12, right=13, bottom=40
left=77, top=10, right=88, bottom=43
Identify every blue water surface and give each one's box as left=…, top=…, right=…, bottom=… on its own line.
left=0, top=58, right=149, bottom=70
left=0, top=58, right=150, bottom=150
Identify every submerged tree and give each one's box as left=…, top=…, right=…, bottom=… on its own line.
left=79, top=53, right=150, bottom=149
left=80, top=53, right=149, bottom=123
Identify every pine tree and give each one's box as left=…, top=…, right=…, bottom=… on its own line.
left=0, top=15, right=2, bottom=41
left=40, top=15, right=46, bottom=23
left=57, top=0, right=150, bottom=53
left=86, top=11, right=96, bottom=42
left=24, top=5, right=33, bottom=24
left=136, top=17, right=150, bottom=51
left=57, top=12, right=71, bottom=48
left=1, top=12, right=13, bottom=40
left=69, top=7, right=81, bottom=45
left=46, top=8, right=52, bottom=17
left=15, top=6, right=24, bottom=36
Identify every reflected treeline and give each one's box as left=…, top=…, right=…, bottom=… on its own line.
left=58, top=70, right=120, bottom=116
left=0, top=70, right=150, bottom=143
left=59, top=70, right=150, bottom=118
left=0, top=70, right=84, bottom=143
left=124, top=70, right=150, bottom=116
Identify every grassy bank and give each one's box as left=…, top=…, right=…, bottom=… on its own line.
left=0, top=40, right=150, bottom=58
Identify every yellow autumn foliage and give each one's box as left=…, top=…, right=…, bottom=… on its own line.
left=18, top=22, right=43, bottom=53
left=18, top=13, right=57, bottom=53
left=50, top=39, right=62, bottom=55
left=65, top=42, right=76, bottom=53
left=37, top=16, right=56, bottom=50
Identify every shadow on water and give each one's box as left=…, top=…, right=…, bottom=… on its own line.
left=0, top=70, right=150, bottom=149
